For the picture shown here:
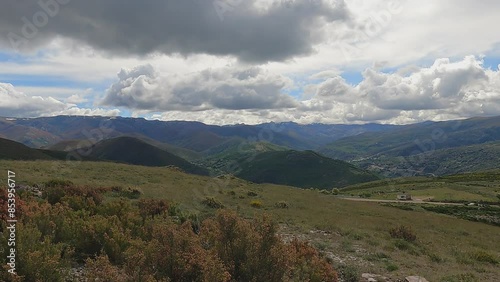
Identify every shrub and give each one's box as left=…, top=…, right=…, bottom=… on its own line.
left=247, top=191, right=258, bottom=197
left=250, top=200, right=263, bottom=208
left=470, top=251, right=499, bottom=264
left=360, top=192, right=372, bottom=198
left=202, top=197, right=225, bottom=209
left=440, top=273, right=476, bottom=282
left=331, top=188, right=340, bottom=195
left=394, top=239, right=411, bottom=250
left=44, top=179, right=74, bottom=188
left=112, top=187, right=142, bottom=199
left=386, top=262, right=399, bottom=271
left=137, top=199, right=169, bottom=221
left=335, top=264, right=359, bottom=282
left=389, top=225, right=417, bottom=242
left=275, top=201, right=289, bottom=209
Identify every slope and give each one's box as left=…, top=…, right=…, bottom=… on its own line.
left=82, top=136, right=209, bottom=175
left=320, top=116, right=500, bottom=161
left=0, top=137, right=55, bottom=160
left=235, top=150, right=380, bottom=189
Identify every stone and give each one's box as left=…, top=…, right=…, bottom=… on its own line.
left=405, top=276, right=429, bottom=282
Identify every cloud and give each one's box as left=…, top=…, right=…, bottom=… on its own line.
left=51, top=107, right=120, bottom=117
left=0, top=0, right=348, bottom=63
left=0, top=82, right=66, bottom=117
left=0, top=82, right=119, bottom=117
left=101, top=64, right=298, bottom=111
left=305, top=56, right=500, bottom=123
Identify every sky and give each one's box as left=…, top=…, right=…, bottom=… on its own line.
left=0, top=0, right=500, bottom=125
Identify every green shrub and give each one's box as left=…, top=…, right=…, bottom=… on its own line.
left=440, top=273, right=476, bottom=282
left=394, top=239, right=411, bottom=250
left=202, top=197, right=225, bottom=209
left=44, top=179, right=74, bottom=188
left=386, top=262, right=399, bottom=271
left=111, top=187, right=142, bottom=199
left=335, top=264, right=359, bottom=282
left=331, top=188, right=340, bottom=195
left=389, top=225, right=417, bottom=242
left=470, top=251, right=499, bottom=264
left=247, top=191, right=258, bottom=197
left=250, top=200, right=263, bottom=208
left=360, top=192, right=372, bottom=198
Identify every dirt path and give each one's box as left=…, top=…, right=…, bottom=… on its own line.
left=337, top=197, right=467, bottom=206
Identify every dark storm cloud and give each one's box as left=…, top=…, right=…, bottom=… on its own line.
left=0, top=0, right=349, bottom=62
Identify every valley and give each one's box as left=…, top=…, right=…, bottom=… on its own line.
left=1, top=115, right=500, bottom=281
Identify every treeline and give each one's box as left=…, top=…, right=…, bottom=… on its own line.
left=0, top=182, right=338, bottom=281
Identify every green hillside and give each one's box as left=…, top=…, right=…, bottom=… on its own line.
left=320, top=116, right=500, bottom=161
left=354, top=141, right=500, bottom=177
left=48, top=136, right=203, bottom=161
left=2, top=159, right=499, bottom=281
left=235, top=150, right=379, bottom=189
left=82, top=136, right=209, bottom=175
left=0, top=137, right=54, bottom=160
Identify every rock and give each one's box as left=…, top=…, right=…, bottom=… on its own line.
left=361, top=273, right=385, bottom=282
left=362, top=273, right=378, bottom=279
left=405, top=276, right=429, bottom=282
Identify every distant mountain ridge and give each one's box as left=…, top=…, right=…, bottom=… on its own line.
left=0, top=116, right=398, bottom=151
left=320, top=116, right=500, bottom=177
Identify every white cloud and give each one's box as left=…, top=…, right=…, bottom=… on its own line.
left=0, top=82, right=66, bottom=117
left=0, top=82, right=119, bottom=118
left=101, top=65, right=297, bottom=111
left=304, top=56, right=500, bottom=123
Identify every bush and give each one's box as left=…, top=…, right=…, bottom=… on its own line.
left=386, top=262, right=399, bottom=271
left=331, top=188, right=340, bottom=195
left=202, top=197, right=225, bottom=209
left=250, top=200, right=263, bottom=208
left=389, top=225, right=417, bottom=242
left=275, top=201, right=289, bottom=209
left=111, top=187, right=142, bottom=199
left=470, top=251, right=499, bottom=264
left=335, top=264, right=359, bottom=282
left=137, top=199, right=169, bottom=221
left=247, top=191, right=258, bottom=197
left=44, top=179, right=74, bottom=188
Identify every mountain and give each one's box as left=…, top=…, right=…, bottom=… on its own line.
left=195, top=140, right=289, bottom=174
left=0, top=118, right=61, bottom=147
left=79, top=136, right=209, bottom=175
left=0, top=116, right=397, bottom=152
left=234, top=150, right=380, bottom=189
left=354, top=141, right=500, bottom=177
left=0, top=137, right=55, bottom=160
left=320, top=116, right=500, bottom=161
left=47, top=136, right=203, bottom=161
left=317, top=116, right=500, bottom=177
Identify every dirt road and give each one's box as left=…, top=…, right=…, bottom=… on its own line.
left=337, top=197, right=467, bottom=206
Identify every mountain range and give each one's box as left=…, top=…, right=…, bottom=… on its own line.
left=2, top=115, right=500, bottom=181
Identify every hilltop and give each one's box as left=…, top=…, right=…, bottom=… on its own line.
left=235, top=150, right=380, bottom=189
left=78, top=136, right=209, bottom=175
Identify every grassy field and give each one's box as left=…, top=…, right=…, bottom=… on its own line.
left=1, top=160, right=499, bottom=281
left=342, top=173, right=500, bottom=203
